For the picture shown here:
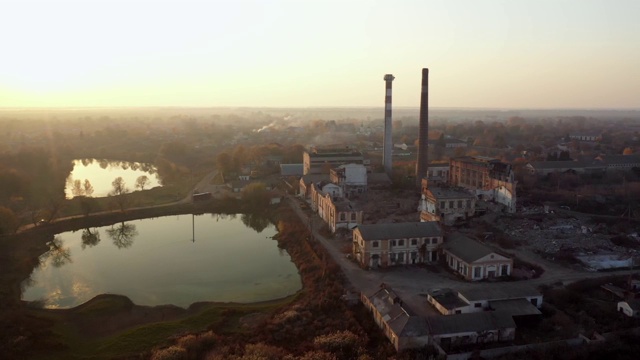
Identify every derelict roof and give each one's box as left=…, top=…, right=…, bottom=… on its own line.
left=427, top=311, right=515, bottom=335
left=443, top=233, right=498, bottom=263
left=355, top=222, right=442, bottom=240
left=427, top=288, right=469, bottom=310
left=489, top=299, right=542, bottom=316
left=460, top=286, right=540, bottom=302
left=280, top=163, right=304, bottom=176
left=426, top=187, right=475, bottom=200
left=365, top=287, right=429, bottom=337
left=300, top=174, right=329, bottom=184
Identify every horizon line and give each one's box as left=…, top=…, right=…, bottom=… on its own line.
left=1, top=106, right=639, bottom=112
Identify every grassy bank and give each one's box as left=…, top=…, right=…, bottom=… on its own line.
left=1, top=199, right=395, bottom=360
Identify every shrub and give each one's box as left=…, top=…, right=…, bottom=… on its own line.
left=150, top=345, right=188, bottom=360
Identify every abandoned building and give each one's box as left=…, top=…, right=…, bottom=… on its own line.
left=302, top=146, right=367, bottom=174
left=442, top=234, right=513, bottom=281
left=352, top=222, right=443, bottom=268
left=449, top=156, right=517, bottom=213
left=418, top=186, right=476, bottom=225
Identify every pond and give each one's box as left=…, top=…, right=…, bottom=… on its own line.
left=22, top=214, right=301, bottom=308
left=65, top=159, right=162, bottom=199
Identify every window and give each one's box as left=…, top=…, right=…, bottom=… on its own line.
left=372, top=241, right=379, bottom=248
left=531, top=298, right=538, bottom=307
left=411, top=239, right=417, bottom=246
left=432, top=238, right=438, bottom=244
left=391, top=240, right=396, bottom=247
left=340, top=213, right=346, bottom=221
left=457, top=200, right=462, bottom=208
left=474, top=302, right=482, bottom=308
left=440, top=201, right=445, bottom=209
left=397, top=253, right=405, bottom=262
left=398, top=239, right=405, bottom=246
left=449, top=201, right=454, bottom=208
left=473, top=267, right=482, bottom=278
left=455, top=310, right=461, bottom=314
left=351, top=213, right=356, bottom=221
left=389, top=253, right=396, bottom=262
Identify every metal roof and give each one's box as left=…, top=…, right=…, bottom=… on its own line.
left=489, top=299, right=542, bottom=316
left=427, top=311, right=516, bottom=335
left=460, top=286, right=540, bottom=302
left=356, top=222, right=443, bottom=241
left=443, top=233, right=499, bottom=263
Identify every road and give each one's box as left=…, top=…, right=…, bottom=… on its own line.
left=285, top=195, right=640, bottom=317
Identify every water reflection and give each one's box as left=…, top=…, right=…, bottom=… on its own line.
left=41, top=237, right=72, bottom=268
left=65, top=159, right=161, bottom=198
left=240, top=213, right=271, bottom=233
left=22, top=214, right=301, bottom=308
left=81, top=228, right=101, bottom=249
left=106, top=222, right=138, bottom=249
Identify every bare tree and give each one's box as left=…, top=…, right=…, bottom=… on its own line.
left=135, top=175, right=149, bottom=191
left=110, top=177, right=130, bottom=212
left=83, top=179, right=94, bottom=197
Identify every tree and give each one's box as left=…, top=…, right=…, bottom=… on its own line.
left=216, top=152, right=233, bottom=174
left=79, top=196, right=99, bottom=217
left=81, top=228, right=101, bottom=249
left=110, top=177, right=130, bottom=212
left=70, top=179, right=85, bottom=197
left=241, top=182, right=270, bottom=209
left=241, top=212, right=271, bottom=233
left=135, top=175, right=150, bottom=191
left=106, top=222, right=138, bottom=249
left=42, top=236, right=72, bottom=268
left=83, top=179, right=94, bottom=197
left=0, top=206, right=18, bottom=235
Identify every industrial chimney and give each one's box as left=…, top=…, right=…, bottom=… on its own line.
left=415, top=68, right=429, bottom=188
left=383, top=74, right=395, bottom=176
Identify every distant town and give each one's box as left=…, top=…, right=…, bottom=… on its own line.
left=1, top=98, right=640, bottom=359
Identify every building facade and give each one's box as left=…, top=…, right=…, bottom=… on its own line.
left=449, top=156, right=517, bottom=213
left=303, top=146, right=366, bottom=175
left=442, top=234, right=513, bottom=281
left=418, top=187, right=476, bottom=225
left=353, top=222, right=443, bottom=268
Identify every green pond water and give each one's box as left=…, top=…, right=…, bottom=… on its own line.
left=22, top=213, right=301, bottom=308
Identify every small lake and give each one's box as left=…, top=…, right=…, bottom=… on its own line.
left=65, top=159, right=162, bottom=198
left=22, top=214, right=301, bottom=308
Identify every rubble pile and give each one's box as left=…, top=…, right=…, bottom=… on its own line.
left=494, top=215, right=638, bottom=257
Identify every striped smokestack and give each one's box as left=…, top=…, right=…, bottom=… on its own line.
left=415, top=68, right=429, bottom=188
left=383, top=74, right=395, bottom=175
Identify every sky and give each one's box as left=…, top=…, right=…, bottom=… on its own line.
left=1, top=0, right=639, bottom=109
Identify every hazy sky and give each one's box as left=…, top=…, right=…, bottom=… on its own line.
left=1, top=0, right=639, bottom=109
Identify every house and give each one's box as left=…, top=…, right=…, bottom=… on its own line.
left=228, top=180, right=273, bottom=194
left=418, top=187, right=476, bottom=225
left=459, top=287, right=543, bottom=314
left=525, top=161, right=605, bottom=176
left=228, top=180, right=253, bottom=193
left=303, top=146, right=366, bottom=175
left=352, top=222, right=443, bottom=268
left=361, top=287, right=430, bottom=351
left=280, top=163, right=304, bottom=177
left=595, top=154, right=640, bottom=170
left=427, top=287, right=542, bottom=316
left=442, top=234, right=513, bottom=281
left=427, top=311, right=516, bottom=351
left=569, top=133, right=601, bottom=142
left=329, top=163, right=367, bottom=197
left=441, top=138, right=468, bottom=148
left=617, top=300, right=640, bottom=317
left=298, top=174, right=329, bottom=198
left=317, top=194, right=363, bottom=233
left=309, top=181, right=343, bottom=211
left=449, top=156, right=517, bottom=213
left=426, top=162, right=450, bottom=185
